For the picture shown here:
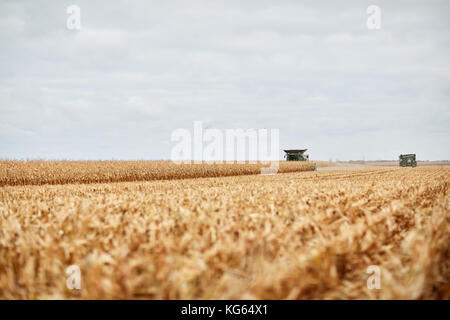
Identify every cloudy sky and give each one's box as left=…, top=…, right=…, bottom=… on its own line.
left=0, top=0, right=449, bottom=161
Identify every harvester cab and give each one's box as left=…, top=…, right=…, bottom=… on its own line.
left=284, top=149, right=309, bottom=161
left=399, top=154, right=417, bottom=167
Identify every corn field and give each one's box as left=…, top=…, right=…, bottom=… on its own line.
left=0, top=160, right=313, bottom=186
left=0, top=163, right=449, bottom=299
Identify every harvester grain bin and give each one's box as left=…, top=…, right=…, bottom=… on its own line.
left=399, top=154, right=417, bottom=167
left=284, top=149, right=309, bottom=161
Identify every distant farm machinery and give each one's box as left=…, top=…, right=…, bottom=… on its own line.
left=399, top=154, right=417, bottom=167
left=284, top=149, right=309, bottom=161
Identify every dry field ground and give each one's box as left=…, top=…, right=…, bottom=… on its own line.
left=0, top=162, right=449, bottom=299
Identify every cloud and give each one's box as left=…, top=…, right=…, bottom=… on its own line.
left=0, top=0, right=449, bottom=160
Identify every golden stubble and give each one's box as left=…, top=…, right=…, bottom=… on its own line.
left=0, top=164, right=449, bottom=299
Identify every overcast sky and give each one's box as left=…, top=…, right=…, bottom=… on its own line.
left=0, top=0, right=449, bottom=161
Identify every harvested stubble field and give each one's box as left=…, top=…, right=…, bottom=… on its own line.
left=0, top=162, right=449, bottom=299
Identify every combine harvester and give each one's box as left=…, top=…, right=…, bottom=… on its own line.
left=283, top=149, right=309, bottom=161
left=399, top=154, right=417, bottom=167
left=284, top=149, right=317, bottom=171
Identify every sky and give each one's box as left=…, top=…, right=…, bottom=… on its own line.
left=0, top=0, right=449, bottom=161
